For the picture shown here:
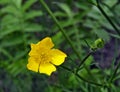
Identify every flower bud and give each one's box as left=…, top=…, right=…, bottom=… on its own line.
left=95, top=38, right=104, bottom=48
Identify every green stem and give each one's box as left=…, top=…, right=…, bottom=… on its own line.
left=78, top=51, right=92, bottom=68
left=102, top=2, right=120, bottom=26
left=39, top=0, right=81, bottom=61
left=61, top=65, right=104, bottom=87
left=96, top=0, right=120, bottom=35
left=109, top=60, right=120, bottom=83
left=84, top=40, right=91, bottom=48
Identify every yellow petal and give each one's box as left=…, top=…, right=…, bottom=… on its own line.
left=50, top=49, right=67, bottom=66
left=37, top=37, right=54, bottom=49
left=29, top=43, right=39, bottom=56
left=39, top=63, right=56, bottom=76
left=31, top=43, right=36, bottom=49
left=27, top=57, right=39, bottom=72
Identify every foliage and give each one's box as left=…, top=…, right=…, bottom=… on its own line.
left=0, top=0, right=120, bottom=92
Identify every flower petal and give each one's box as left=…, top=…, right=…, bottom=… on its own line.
left=39, top=63, right=56, bottom=76
left=37, top=37, right=54, bottom=49
left=29, top=43, right=38, bottom=56
left=27, top=57, right=39, bottom=72
left=50, top=49, right=67, bottom=66
left=31, top=43, right=36, bottom=49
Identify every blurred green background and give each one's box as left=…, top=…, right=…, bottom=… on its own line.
left=0, top=0, right=120, bottom=92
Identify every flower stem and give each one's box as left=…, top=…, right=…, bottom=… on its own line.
left=61, top=65, right=104, bottom=87
left=108, top=60, right=120, bottom=83
left=96, top=0, right=120, bottom=35
left=78, top=51, right=93, bottom=68
left=39, top=0, right=81, bottom=61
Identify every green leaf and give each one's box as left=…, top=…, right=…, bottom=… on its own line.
left=56, top=3, right=74, bottom=18
left=52, top=32, right=64, bottom=47
left=78, top=68, right=88, bottom=78
left=109, top=33, right=120, bottom=39
left=68, top=73, right=78, bottom=88
left=53, top=18, right=79, bottom=31
left=1, top=5, right=20, bottom=16
left=1, top=15, right=19, bottom=26
left=24, top=23, right=43, bottom=32
left=75, top=2, right=90, bottom=10
left=6, top=59, right=27, bottom=77
left=14, top=51, right=28, bottom=61
left=0, top=48, right=13, bottom=60
left=104, top=0, right=118, bottom=7
left=87, top=0, right=97, bottom=5
left=24, top=10, right=43, bottom=20
left=84, top=56, right=93, bottom=66
left=54, top=11, right=67, bottom=17
left=22, top=0, right=37, bottom=11
left=0, top=0, right=10, bottom=4
left=0, top=25, right=20, bottom=38
left=1, top=35, right=24, bottom=47
left=93, top=29, right=110, bottom=41
left=91, top=69, right=100, bottom=74
left=12, top=0, right=22, bottom=9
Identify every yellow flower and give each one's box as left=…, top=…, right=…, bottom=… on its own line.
left=27, top=37, right=67, bottom=76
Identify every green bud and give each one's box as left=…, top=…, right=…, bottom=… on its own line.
left=90, top=45, right=97, bottom=51
left=95, top=38, right=104, bottom=48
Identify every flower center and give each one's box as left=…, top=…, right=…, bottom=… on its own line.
left=38, top=52, right=51, bottom=64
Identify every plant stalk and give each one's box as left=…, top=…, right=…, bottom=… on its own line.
left=39, top=0, right=81, bottom=61
left=78, top=51, right=93, bottom=68
left=96, top=0, right=120, bottom=36
left=61, top=65, right=104, bottom=87
left=109, top=61, right=120, bottom=83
